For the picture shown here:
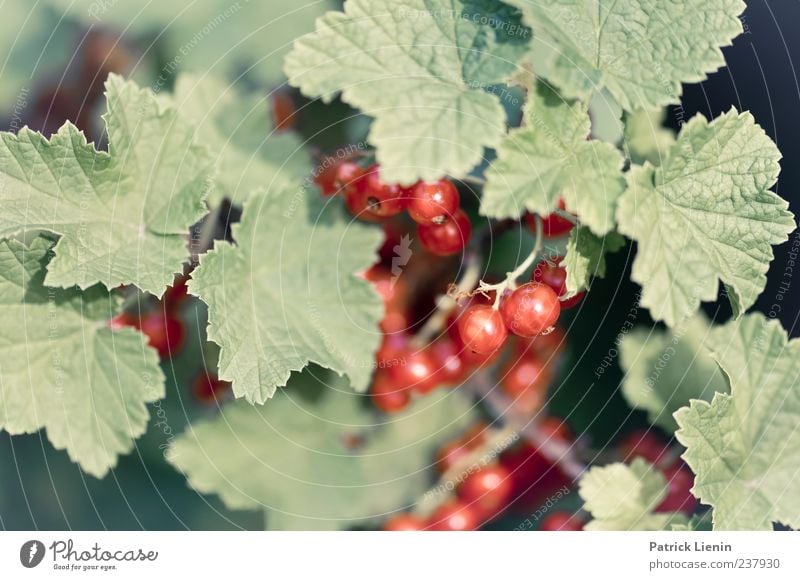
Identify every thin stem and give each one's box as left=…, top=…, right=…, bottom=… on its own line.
left=410, top=253, right=481, bottom=348
left=478, top=214, right=544, bottom=309
left=457, top=174, right=487, bottom=187
left=553, top=208, right=578, bottom=225
left=471, top=373, right=586, bottom=482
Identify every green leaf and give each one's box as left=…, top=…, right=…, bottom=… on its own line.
left=674, top=313, right=800, bottom=530
left=562, top=226, right=624, bottom=296
left=188, top=187, right=383, bottom=404
left=0, top=235, right=165, bottom=478
left=579, top=458, right=688, bottom=530
left=284, top=0, right=531, bottom=184
left=481, top=82, right=626, bottom=235
left=616, top=109, right=795, bottom=327
left=169, top=374, right=476, bottom=530
left=0, top=74, right=214, bottom=296
left=619, top=314, right=728, bottom=432
left=172, top=74, right=311, bottom=206
left=623, top=109, right=675, bottom=166
left=46, top=0, right=335, bottom=86
left=507, top=0, right=745, bottom=111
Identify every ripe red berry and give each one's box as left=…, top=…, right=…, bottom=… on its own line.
left=429, top=500, right=480, bottom=531
left=457, top=304, right=508, bottom=354
left=417, top=208, right=471, bottom=256
left=458, top=464, right=514, bottom=516
left=358, top=164, right=407, bottom=218
left=192, top=373, right=231, bottom=405
left=527, top=199, right=575, bottom=238
left=371, top=371, right=410, bottom=413
left=377, top=333, right=409, bottom=365
left=164, top=275, right=190, bottom=311
left=383, top=514, right=426, bottom=531
left=362, top=265, right=408, bottom=310
left=532, top=258, right=584, bottom=309
left=407, top=180, right=460, bottom=225
left=315, top=158, right=363, bottom=196
left=500, top=282, right=561, bottom=338
left=390, top=348, right=439, bottom=395
left=430, top=339, right=468, bottom=387
left=500, top=356, right=552, bottom=414
left=619, top=429, right=673, bottom=468
left=136, top=311, right=185, bottom=358
left=344, top=186, right=383, bottom=222
left=540, top=512, right=583, bottom=531
left=656, top=462, right=697, bottom=515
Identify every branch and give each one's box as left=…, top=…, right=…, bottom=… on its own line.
left=470, top=372, right=586, bottom=482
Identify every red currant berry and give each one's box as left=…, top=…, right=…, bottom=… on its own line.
left=390, top=348, right=439, bottom=395
left=458, top=464, right=514, bottom=516
left=656, top=462, right=697, bottom=515
left=315, top=158, right=363, bottom=196
left=457, top=304, right=508, bottom=354
left=384, top=514, right=426, bottom=531
left=407, top=180, right=460, bottom=225
left=108, top=311, right=138, bottom=331
left=430, top=339, right=468, bottom=387
left=358, top=164, right=406, bottom=218
left=362, top=265, right=408, bottom=310
left=532, top=258, right=584, bottom=309
left=164, top=275, right=190, bottom=311
left=344, top=185, right=383, bottom=222
left=138, top=311, right=185, bottom=358
left=540, top=512, right=583, bottom=531
left=619, top=429, right=673, bottom=468
left=417, top=209, right=472, bottom=256
left=526, top=199, right=575, bottom=238
left=500, top=357, right=552, bottom=414
left=377, top=333, right=409, bottom=365
left=429, top=500, right=480, bottom=531
left=371, top=371, right=410, bottom=414
left=192, top=373, right=231, bottom=405
left=500, top=282, right=561, bottom=338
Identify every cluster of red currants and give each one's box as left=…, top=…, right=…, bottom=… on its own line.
left=456, top=257, right=581, bottom=361
left=316, top=159, right=471, bottom=256
left=108, top=276, right=231, bottom=405
left=109, top=277, right=189, bottom=359
left=384, top=418, right=579, bottom=531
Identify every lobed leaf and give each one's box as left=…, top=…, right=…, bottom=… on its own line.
left=169, top=373, right=476, bottom=530
left=481, top=82, right=626, bottom=235
left=0, top=235, right=165, bottom=477
left=285, top=0, right=531, bottom=184
left=616, top=109, right=795, bottom=327
left=675, top=313, right=800, bottom=530
left=188, top=187, right=383, bottom=404
left=0, top=74, right=214, bottom=296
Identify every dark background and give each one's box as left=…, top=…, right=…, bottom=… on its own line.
left=1, top=0, right=798, bottom=530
